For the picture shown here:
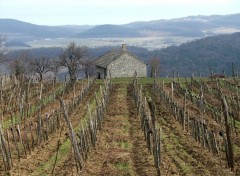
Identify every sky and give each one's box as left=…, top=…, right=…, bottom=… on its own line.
left=0, top=0, right=240, bottom=26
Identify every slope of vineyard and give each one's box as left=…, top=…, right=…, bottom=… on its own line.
left=0, top=76, right=239, bottom=175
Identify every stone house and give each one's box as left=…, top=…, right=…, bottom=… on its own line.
left=94, top=44, right=147, bottom=79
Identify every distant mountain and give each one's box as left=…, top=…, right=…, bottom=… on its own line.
left=1, top=13, right=240, bottom=42
left=0, top=19, right=67, bottom=39
left=124, top=13, right=240, bottom=37
left=77, top=13, right=240, bottom=38
left=0, top=19, right=93, bottom=41
left=150, top=32, right=240, bottom=76
left=78, top=24, right=142, bottom=38
left=5, top=41, right=31, bottom=47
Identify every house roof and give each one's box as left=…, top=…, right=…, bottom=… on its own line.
left=94, top=46, right=146, bottom=68
left=94, top=50, right=122, bottom=68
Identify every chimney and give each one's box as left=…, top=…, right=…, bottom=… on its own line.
left=122, top=44, right=127, bottom=52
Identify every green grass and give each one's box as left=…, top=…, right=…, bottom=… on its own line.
left=161, top=128, right=197, bottom=175
left=76, top=86, right=101, bottom=126
left=33, top=139, right=71, bottom=176
left=173, top=156, right=193, bottom=174
left=235, top=120, right=240, bottom=129
left=122, top=122, right=130, bottom=134
left=95, top=79, right=104, bottom=85
left=96, top=77, right=155, bottom=85
left=111, top=78, right=133, bottom=84
left=116, top=140, right=130, bottom=149
left=114, top=162, right=129, bottom=171
left=100, top=77, right=214, bottom=85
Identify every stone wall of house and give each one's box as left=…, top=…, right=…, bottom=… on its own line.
left=107, top=52, right=147, bottom=78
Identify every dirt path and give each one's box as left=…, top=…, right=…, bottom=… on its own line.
left=75, top=84, right=157, bottom=176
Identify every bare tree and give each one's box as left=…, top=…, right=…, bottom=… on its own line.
left=0, top=35, right=7, bottom=63
left=81, top=56, right=95, bottom=78
left=58, top=42, right=88, bottom=84
left=9, top=50, right=30, bottom=80
left=149, top=57, right=160, bottom=78
left=49, top=58, right=60, bottom=78
left=30, top=57, right=52, bottom=82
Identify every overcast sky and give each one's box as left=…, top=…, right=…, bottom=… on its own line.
left=0, top=0, right=240, bottom=25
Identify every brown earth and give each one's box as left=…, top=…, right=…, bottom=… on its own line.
left=55, top=84, right=157, bottom=175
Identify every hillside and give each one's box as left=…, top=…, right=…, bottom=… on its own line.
left=150, top=32, right=240, bottom=77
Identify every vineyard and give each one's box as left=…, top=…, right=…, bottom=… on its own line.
left=0, top=74, right=239, bottom=175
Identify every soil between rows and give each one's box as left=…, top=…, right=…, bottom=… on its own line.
left=71, top=84, right=157, bottom=176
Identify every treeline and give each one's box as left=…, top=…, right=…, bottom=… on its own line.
left=5, top=32, right=240, bottom=77
left=151, top=32, right=240, bottom=77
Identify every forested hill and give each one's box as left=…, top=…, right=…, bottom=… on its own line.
left=151, top=32, right=240, bottom=77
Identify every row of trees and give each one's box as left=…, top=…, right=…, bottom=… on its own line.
left=0, top=40, right=94, bottom=84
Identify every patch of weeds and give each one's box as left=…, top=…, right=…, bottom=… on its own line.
left=114, top=162, right=135, bottom=175
left=163, top=139, right=174, bottom=151
left=234, top=145, right=240, bottom=155
left=138, top=78, right=154, bottom=85
left=123, top=125, right=129, bottom=134
left=95, top=79, right=104, bottom=85
left=234, top=120, right=240, bottom=131
left=173, top=156, right=193, bottom=175
left=34, top=139, right=71, bottom=175
left=165, top=134, right=179, bottom=149
left=121, top=119, right=130, bottom=134
left=114, top=162, right=129, bottom=171
left=78, top=87, right=101, bottom=127
left=111, top=78, right=133, bottom=85
left=118, top=140, right=130, bottom=149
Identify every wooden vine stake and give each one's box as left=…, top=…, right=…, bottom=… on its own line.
left=148, top=98, right=161, bottom=176
left=221, top=94, right=234, bottom=171
left=199, top=84, right=204, bottom=123
left=39, top=82, right=43, bottom=100
left=171, top=82, right=174, bottom=100
left=58, top=97, right=82, bottom=171
left=0, top=77, right=3, bottom=102
left=0, top=124, right=12, bottom=170
left=183, top=91, right=187, bottom=131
